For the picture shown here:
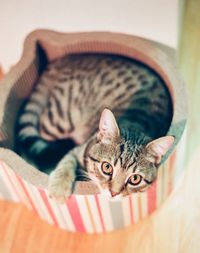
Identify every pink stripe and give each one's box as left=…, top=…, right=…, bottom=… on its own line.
left=94, top=195, right=106, bottom=232
left=147, top=181, right=157, bottom=214
left=17, top=176, right=38, bottom=214
left=66, top=195, right=86, bottom=233
left=39, top=189, right=59, bottom=227
left=128, top=195, right=134, bottom=224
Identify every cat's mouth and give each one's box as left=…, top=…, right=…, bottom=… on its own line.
left=110, top=191, right=120, bottom=197
left=99, top=189, right=123, bottom=200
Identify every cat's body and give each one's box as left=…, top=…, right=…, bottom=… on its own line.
left=15, top=53, right=174, bottom=201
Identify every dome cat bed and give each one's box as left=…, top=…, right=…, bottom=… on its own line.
left=0, top=30, right=187, bottom=233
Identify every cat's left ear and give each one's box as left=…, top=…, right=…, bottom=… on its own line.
left=146, top=136, right=174, bottom=164
left=97, top=109, right=120, bottom=143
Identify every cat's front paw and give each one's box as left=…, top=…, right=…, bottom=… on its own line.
left=48, top=169, right=75, bottom=204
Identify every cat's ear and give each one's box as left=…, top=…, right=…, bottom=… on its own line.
left=97, top=109, right=120, bottom=143
left=146, top=136, right=174, bottom=164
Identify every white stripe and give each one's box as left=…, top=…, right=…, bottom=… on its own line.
left=174, top=129, right=187, bottom=186
left=28, top=186, right=54, bottom=225
left=75, top=195, right=93, bottom=233
left=34, top=188, right=55, bottom=224
left=139, top=191, right=148, bottom=219
left=59, top=204, right=76, bottom=232
left=132, top=193, right=139, bottom=223
left=86, top=195, right=102, bottom=233
left=98, top=195, right=113, bottom=232
left=22, top=180, right=43, bottom=216
left=0, top=162, right=19, bottom=201
left=121, top=196, right=131, bottom=227
left=2, top=162, right=31, bottom=208
left=48, top=198, right=68, bottom=230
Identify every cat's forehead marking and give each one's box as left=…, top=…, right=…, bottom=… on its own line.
left=122, top=149, right=138, bottom=169
left=125, top=164, right=136, bottom=175
left=118, top=154, right=137, bottom=172
left=126, top=161, right=137, bottom=172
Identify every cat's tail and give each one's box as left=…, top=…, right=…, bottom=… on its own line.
left=15, top=81, right=76, bottom=174
left=15, top=134, right=76, bottom=174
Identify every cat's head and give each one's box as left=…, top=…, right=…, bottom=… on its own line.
left=87, top=109, right=174, bottom=198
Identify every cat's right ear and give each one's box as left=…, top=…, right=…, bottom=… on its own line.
left=97, top=109, right=120, bottom=143
left=146, top=136, right=174, bottom=164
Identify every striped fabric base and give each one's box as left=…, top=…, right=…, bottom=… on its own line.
left=0, top=134, right=185, bottom=233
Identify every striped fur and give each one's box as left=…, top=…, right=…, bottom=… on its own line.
left=15, top=53, right=173, bottom=200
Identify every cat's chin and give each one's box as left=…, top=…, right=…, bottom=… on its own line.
left=99, top=189, right=123, bottom=201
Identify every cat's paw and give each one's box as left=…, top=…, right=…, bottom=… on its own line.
left=48, top=169, right=75, bottom=204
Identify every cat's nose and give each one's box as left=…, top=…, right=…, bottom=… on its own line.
left=110, top=191, right=119, bottom=197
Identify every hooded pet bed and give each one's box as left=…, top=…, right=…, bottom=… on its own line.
left=0, top=30, right=187, bottom=233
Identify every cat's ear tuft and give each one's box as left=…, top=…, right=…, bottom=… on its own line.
left=146, top=136, right=174, bottom=164
left=97, top=109, right=120, bottom=143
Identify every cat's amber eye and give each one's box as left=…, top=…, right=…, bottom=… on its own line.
left=128, top=174, right=143, bottom=186
left=101, top=162, right=113, bottom=176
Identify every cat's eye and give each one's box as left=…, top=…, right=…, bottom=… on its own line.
left=101, top=162, right=113, bottom=176
left=128, top=174, right=143, bottom=186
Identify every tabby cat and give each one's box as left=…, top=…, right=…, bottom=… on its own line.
left=15, top=53, right=174, bottom=202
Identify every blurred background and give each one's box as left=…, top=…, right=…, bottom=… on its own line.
left=0, top=0, right=178, bottom=71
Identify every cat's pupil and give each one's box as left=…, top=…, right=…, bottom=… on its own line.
left=101, top=162, right=113, bottom=175
left=104, top=164, right=110, bottom=172
left=129, top=174, right=142, bottom=185
left=133, top=175, right=140, bottom=182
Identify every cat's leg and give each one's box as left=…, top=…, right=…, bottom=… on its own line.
left=48, top=143, right=87, bottom=203
left=48, top=152, right=77, bottom=203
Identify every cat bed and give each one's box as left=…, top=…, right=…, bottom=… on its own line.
left=0, top=30, right=187, bottom=233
